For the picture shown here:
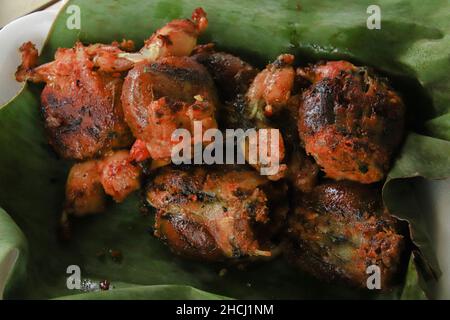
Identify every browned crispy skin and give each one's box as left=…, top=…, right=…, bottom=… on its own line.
left=64, top=160, right=106, bottom=216
left=146, top=166, right=287, bottom=260
left=284, top=146, right=319, bottom=193
left=247, top=54, right=295, bottom=118
left=193, top=50, right=259, bottom=130
left=192, top=47, right=258, bottom=102
left=124, top=7, right=208, bottom=62
left=15, top=42, right=39, bottom=82
left=193, top=52, right=291, bottom=180
left=84, top=42, right=135, bottom=73
left=64, top=150, right=142, bottom=216
left=273, top=95, right=319, bottom=192
left=156, top=210, right=225, bottom=260
left=17, top=42, right=133, bottom=160
left=191, top=47, right=263, bottom=135
left=121, top=56, right=218, bottom=161
left=298, top=61, right=405, bottom=183
left=99, top=150, right=142, bottom=202
left=285, top=181, right=405, bottom=289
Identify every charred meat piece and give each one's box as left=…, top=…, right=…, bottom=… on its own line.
left=121, top=56, right=218, bottom=161
left=192, top=46, right=258, bottom=102
left=64, top=160, right=106, bottom=217
left=146, top=166, right=288, bottom=260
left=247, top=54, right=295, bottom=119
left=218, top=54, right=295, bottom=129
left=99, top=150, right=142, bottom=203
left=16, top=42, right=133, bottom=160
left=285, top=181, right=405, bottom=289
left=209, top=54, right=294, bottom=180
left=56, top=8, right=208, bottom=75
left=284, top=145, right=319, bottom=193
left=298, top=60, right=356, bottom=83
left=238, top=127, right=288, bottom=181
left=119, top=8, right=208, bottom=63
left=272, top=95, right=319, bottom=192
left=64, top=149, right=142, bottom=217
left=298, top=61, right=405, bottom=183
left=84, top=40, right=135, bottom=73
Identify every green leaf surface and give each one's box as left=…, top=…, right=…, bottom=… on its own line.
left=1, top=0, right=449, bottom=299
left=401, top=255, right=427, bottom=300
left=0, top=208, right=27, bottom=299
left=56, top=285, right=231, bottom=300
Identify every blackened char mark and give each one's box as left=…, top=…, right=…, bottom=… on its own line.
left=302, top=78, right=337, bottom=134
left=148, top=62, right=209, bottom=86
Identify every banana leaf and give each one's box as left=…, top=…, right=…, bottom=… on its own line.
left=1, top=0, right=449, bottom=299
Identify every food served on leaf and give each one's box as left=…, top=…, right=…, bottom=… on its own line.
left=108, top=8, right=218, bottom=164
left=285, top=180, right=405, bottom=289
left=270, top=94, right=319, bottom=192
left=119, top=7, right=208, bottom=63
left=192, top=44, right=258, bottom=104
left=16, top=42, right=133, bottom=160
left=247, top=54, right=295, bottom=120
left=63, top=159, right=106, bottom=217
left=271, top=93, right=320, bottom=193
left=121, top=56, right=218, bottom=162
left=146, top=166, right=287, bottom=260
left=297, top=61, right=405, bottom=183
left=13, top=6, right=411, bottom=292
left=192, top=46, right=258, bottom=130
left=214, top=53, right=296, bottom=129
left=239, top=54, right=296, bottom=180
left=71, top=7, right=208, bottom=73
left=64, top=149, right=142, bottom=217
left=194, top=51, right=295, bottom=180
left=15, top=7, right=209, bottom=161
left=99, top=150, right=143, bottom=202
